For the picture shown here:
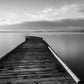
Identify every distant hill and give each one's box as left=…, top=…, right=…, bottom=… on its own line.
left=0, top=18, right=84, bottom=32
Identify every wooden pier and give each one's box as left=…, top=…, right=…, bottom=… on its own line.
left=0, top=36, right=76, bottom=84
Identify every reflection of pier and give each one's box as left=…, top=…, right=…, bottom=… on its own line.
left=0, top=36, right=76, bottom=84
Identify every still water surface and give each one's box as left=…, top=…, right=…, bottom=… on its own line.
left=0, top=32, right=84, bottom=80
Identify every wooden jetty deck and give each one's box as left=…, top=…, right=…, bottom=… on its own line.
left=0, top=36, right=76, bottom=84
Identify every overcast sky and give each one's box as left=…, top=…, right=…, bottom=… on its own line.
left=0, top=0, right=84, bottom=26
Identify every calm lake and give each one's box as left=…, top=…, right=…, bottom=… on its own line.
left=0, top=32, right=84, bottom=80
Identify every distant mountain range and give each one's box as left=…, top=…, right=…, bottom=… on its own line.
left=0, top=18, right=84, bottom=32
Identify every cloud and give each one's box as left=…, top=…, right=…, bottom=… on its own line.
left=0, top=13, right=21, bottom=25
left=25, top=4, right=84, bottom=21
left=0, top=4, right=84, bottom=26
left=78, top=5, right=84, bottom=13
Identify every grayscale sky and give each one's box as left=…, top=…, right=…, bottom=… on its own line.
left=0, top=0, right=84, bottom=26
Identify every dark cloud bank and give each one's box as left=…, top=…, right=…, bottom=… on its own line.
left=0, top=18, right=84, bottom=32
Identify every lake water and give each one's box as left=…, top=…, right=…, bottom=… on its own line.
left=0, top=32, right=84, bottom=80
